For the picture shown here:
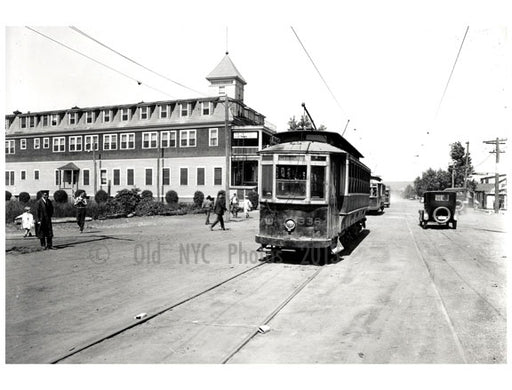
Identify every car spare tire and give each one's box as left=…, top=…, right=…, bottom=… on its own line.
left=433, top=206, right=451, bottom=223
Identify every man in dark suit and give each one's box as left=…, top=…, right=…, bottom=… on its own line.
left=36, top=190, right=55, bottom=249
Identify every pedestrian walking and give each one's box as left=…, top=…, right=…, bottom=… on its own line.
left=21, top=206, right=34, bottom=237
left=74, top=191, right=87, bottom=233
left=244, top=196, right=253, bottom=219
left=36, top=190, right=54, bottom=249
left=202, top=195, right=213, bottom=224
left=230, top=193, right=239, bottom=218
left=210, top=190, right=227, bottom=231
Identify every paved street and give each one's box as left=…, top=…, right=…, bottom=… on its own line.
left=5, top=197, right=507, bottom=363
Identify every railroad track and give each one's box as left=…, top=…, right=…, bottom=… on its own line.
left=51, top=252, right=325, bottom=364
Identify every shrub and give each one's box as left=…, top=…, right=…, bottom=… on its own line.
left=114, top=188, right=141, bottom=214
left=53, top=189, right=69, bottom=203
left=103, top=198, right=126, bottom=216
left=52, top=202, right=76, bottom=218
left=95, top=189, right=109, bottom=204
left=247, top=190, right=259, bottom=210
left=18, top=192, right=31, bottom=203
left=141, top=190, right=153, bottom=200
left=135, top=198, right=168, bottom=216
left=6, top=191, right=12, bottom=201
left=165, top=190, right=179, bottom=205
left=193, top=191, right=204, bottom=208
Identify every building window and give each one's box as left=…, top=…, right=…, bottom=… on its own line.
left=69, top=136, right=83, bottom=152
left=103, top=110, right=112, bottom=123
left=145, top=168, right=153, bottom=186
left=55, top=170, right=61, bottom=185
left=113, top=169, right=120, bottom=186
left=21, top=170, right=26, bottom=180
left=6, top=171, right=15, bottom=186
left=100, top=169, right=107, bottom=185
left=127, top=169, right=134, bottom=186
left=103, top=134, right=118, bottom=150
left=84, top=135, right=99, bottom=151
left=50, top=114, right=59, bottom=126
left=68, top=112, right=78, bottom=125
left=34, top=170, right=40, bottom=180
left=42, top=115, right=49, bottom=126
left=29, top=116, right=37, bottom=128
left=83, top=169, right=90, bottom=186
left=142, top=132, right=158, bottom=148
left=180, top=103, right=190, bottom=117
left=43, top=137, right=50, bottom=149
left=160, top=131, right=176, bottom=148
left=180, top=168, right=188, bottom=186
left=53, top=137, right=66, bottom=152
left=219, top=85, right=225, bottom=95
left=159, top=104, right=170, bottom=118
left=121, top=108, right=130, bottom=121
left=197, top=167, right=205, bottom=186
left=202, top=101, right=212, bottom=115
left=21, top=117, right=27, bottom=128
left=120, top=133, right=135, bottom=149
left=34, top=138, right=40, bottom=149
left=209, top=128, right=218, bottom=146
left=85, top=112, right=95, bottom=124
left=162, top=168, right=170, bottom=186
left=180, top=129, right=196, bottom=147
left=20, top=139, right=27, bottom=150
left=214, top=167, right=222, bottom=185
left=5, top=140, right=15, bottom=154
left=140, top=106, right=149, bottom=120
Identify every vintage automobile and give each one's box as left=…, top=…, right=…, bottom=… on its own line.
left=418, top=191, right=458, bottom=229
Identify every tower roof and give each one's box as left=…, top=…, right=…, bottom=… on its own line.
left=206, top=53, right=246, bottom=85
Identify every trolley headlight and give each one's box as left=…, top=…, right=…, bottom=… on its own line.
left=284, top=219, right=296, bottom=232
left=423, top=212, right=429, bottom=220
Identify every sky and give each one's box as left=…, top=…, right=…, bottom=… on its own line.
left=2, top=0, right=511, bottom=184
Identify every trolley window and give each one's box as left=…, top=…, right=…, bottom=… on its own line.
left=261, top=165, right=273, bottom=198
left=370, top=185, right=378, bottom=197
left=276, top=165, right=306, bottom=198
left=310, top=166, right=325, bottom=199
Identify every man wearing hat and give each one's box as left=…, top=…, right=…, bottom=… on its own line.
left=36, top=190, right=55, bottom=249
left=21, top=206, right=34, bottom=237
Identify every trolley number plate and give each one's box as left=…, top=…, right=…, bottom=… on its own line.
left=296, top=217, right=322, bottom=226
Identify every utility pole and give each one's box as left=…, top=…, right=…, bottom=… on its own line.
left=224, top=94, right=231, bottom=222
left=463, top=141, right=469, bottom=200
left=483, top=138, right=507, bottom=213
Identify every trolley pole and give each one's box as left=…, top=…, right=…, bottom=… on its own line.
left=463, top=141, right=469, bottom=198
left=483, top=138, right=507, bottom=213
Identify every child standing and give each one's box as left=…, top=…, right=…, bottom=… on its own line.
left=21, top=206, right=34, bottom=237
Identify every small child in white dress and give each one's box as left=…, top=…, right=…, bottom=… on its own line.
left=21, top=206, right=34, bottom=237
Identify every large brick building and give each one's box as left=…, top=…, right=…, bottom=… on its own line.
left=5, top=53, right=276, bottom=202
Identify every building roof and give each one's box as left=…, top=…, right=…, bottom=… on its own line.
left=206, top=53, right=246, bottom=84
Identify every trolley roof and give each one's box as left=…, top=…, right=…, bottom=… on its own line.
left=262, top=130, right=364, bottom=158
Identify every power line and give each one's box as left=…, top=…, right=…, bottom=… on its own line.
left=69, top=26, right=205, bottom=96
left=435, top=26, right=470, bottom=118
left=290, top=26, right=347, bottom=120
left=25, top=26, right=176, bottom=99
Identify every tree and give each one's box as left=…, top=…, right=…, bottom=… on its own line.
left=448, top=141, right=475, bottom=190
left=413, top=168, right=452, bottom=196
left=287, top=114, right=326, bottom=131
left=402, top=184, right=415, bottom=199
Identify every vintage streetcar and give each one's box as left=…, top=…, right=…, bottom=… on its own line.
left=418, top=191, right=458, bottom=229
left=256, top=130, right=371, bottom=258
left=368, top=176, right=385, bottom=213
left=383, top=186, right=391, bottom=208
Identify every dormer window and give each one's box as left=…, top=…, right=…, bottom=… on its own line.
left=21, top=117, right=27, bottom=128
left=180, top=103, right=190, bottom=117
left=50, top=114, right=59, bottom=126
left=68, top=112, right=78, bottom=125
left=159, top=104, right=170, bottom=118
left=103, top=110, right=111, bottom=123
left=121, top=108, right=130, bottom=121
left=140, top=106, right=149, bottom=120
left=85, top=112, right=95, bottom=124
left=29, top=116, right=37, bottom=127
left=202, top=101, right=212, bottom=115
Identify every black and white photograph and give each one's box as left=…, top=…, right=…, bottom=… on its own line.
left=1, top=0, right=510, bottom=388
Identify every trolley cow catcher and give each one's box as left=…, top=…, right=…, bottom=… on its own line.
left=256, top=130, right=371, bottom=260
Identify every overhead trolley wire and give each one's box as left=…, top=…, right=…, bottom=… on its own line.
left=291, top=26, right=348, bottom=122
left=69, top=26, right=205, bottom=96
left=25, top=26, right=176, bottom=99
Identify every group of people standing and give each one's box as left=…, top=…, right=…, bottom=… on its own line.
left=19, top=190, right=88, bottom=250
left=203, top=191, right=252, bottom=231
